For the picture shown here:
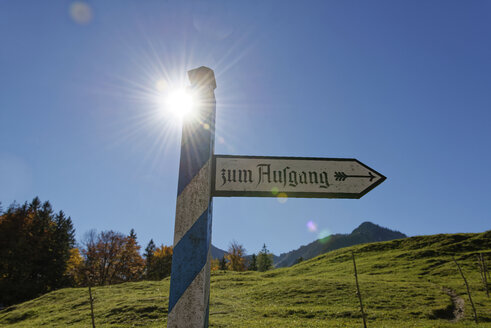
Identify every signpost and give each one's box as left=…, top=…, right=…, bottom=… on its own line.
left=212, top=155, right=385, bottom=199
left=168, top=67, right=216, bottom=328
left=168, top=67, right=386, bottom=328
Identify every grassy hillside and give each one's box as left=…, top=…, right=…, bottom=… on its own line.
left=1, top=231, right=490, bottom=327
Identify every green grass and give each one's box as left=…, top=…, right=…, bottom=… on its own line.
left=1, top=231, right=490, bottom=327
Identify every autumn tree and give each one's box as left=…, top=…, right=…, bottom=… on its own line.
left=143, top=241, right=173, bottom=280
left=79, top=229, right=146, bottom=285
left=226, top=241, right=246, bottom=271
left=257, top=244, right=273, bottom=272
left=81, top=230, right=125, bottom=285
left=116, top=229, right=145, bottom=282
left=210, top=258, right=220, bottom=271
left=0, top=198, right=75, bottom=305
left=150, top=245, right=173, bottom=279
left=65, top=248, right=85, bottom=286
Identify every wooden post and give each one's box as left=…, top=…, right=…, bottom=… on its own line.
left=487, top=254, right=490, bottom=284
left=352, top=251, right=367, bottom=328
left=478, top=254, right=485, bottom=285
left=88, top=283, right=96, bottom=328
left=453, top=257, right=478, bottom=324
left=167, top=67, right=216, bottom=328
left=479, top=253, right=489, bottom=298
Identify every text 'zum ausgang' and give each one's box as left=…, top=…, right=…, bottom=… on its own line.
left=221, top=164, right=329, bottom=189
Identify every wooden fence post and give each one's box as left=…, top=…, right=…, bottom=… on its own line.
left=453, top=256, right=478, bottom=324
left=352, top=251, right=367, bottom=328
left=479, top=253, right=489, bottom=298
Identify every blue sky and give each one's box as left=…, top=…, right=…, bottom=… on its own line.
left=1, top=1, right=490, bottom=255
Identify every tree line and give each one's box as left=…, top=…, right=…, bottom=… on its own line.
left=0, top=198, right=172, bottom=306
left=66, top=230, right=173, bottom=287
left=0, top=198, right=274, bottom=307
left=212, top=241, right=274, bottom=272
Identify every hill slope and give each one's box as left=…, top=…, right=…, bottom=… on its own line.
left=275, top=221, right=406, bottom=267
left=0, top=231, right=490, bottom=327
left=211, top=244, right=227, bottom=259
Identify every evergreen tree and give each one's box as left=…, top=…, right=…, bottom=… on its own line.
left=248, top=254, right=258, bottom=271
left=294, top=257, right=304, bottom=265
left=0, top=198, right=75, bottom=305
left=219, top=256, right=227, bottom=270
left=144, top=239, right=157, bottom=279
left=257, top=243, right=273, bottom=272
left=52, top=210, right=76, bottom=287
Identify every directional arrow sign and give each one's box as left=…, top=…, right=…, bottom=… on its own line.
left=212, top=155, right=386, bottom=199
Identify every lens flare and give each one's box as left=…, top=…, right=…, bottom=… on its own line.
left=307, top=220, right=318, bottom=233
left=271, top=186, right=279, bottom=195
left=156, top=79, right=167, bottom=92
left=70, top=2, right=92, bottom=24
left=318, top=229, right=332, bottom=244
left=277, top=192, right=288, bottom=203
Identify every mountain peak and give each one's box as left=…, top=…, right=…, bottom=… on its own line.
left=351, top=221, right=406, bottom=241
left=351, top=221, right=381, bottom=234
left=275, top=221, right=407, bottom=268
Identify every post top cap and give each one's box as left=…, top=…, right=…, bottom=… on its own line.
left=187, top=66, right=216, bottom=90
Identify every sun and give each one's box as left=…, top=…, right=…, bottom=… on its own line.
left=157, top=87, right=196, bottom=121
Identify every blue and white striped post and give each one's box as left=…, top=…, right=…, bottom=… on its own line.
left=167, top=67, right=216, bottom=328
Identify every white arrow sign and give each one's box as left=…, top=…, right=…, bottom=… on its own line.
left=212, top=155, right=386, bottom=199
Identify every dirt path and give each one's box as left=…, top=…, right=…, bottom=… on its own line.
left=442, top=287, right=465, bottom=322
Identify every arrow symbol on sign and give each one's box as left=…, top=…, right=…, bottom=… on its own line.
left=334, top=171, right=376, bottom=182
